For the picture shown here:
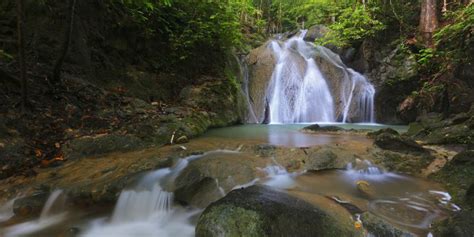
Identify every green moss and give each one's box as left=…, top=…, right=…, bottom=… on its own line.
left=196, top=205, right=266, bottom=237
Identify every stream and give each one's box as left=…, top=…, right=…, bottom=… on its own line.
left=0, top=124, right=460, bottom=237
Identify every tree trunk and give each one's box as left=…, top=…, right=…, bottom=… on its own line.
left=16, top=0, right=27, bottom=110
left=419, top=0, right=438, bottom=46
left=52, top=0, right=77, bottom=84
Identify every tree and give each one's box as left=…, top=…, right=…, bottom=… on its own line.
left=52, top=0, right=76, bottom=84
left=16, top=0, right=27, bottom=110
left=419, top=0, right=438, bottom=46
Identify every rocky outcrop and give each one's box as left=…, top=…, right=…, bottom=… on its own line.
left=246, top=41, right=276, bottom=123
left=406, top=110, right=474, bottom=147
left=196, top=185, right=360, bottom=237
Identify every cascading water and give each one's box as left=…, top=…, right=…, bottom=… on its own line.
left=263, top=30, right=375, bottom=124
left=2, top=190, right=68, bottom=237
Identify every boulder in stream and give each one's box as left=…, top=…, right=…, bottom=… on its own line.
left=196, top=185, right=360, bottom=237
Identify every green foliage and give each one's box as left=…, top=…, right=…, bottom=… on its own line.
left=316, top=5, right=385, bottom=47
left=434, top=4, right=474, bottom=65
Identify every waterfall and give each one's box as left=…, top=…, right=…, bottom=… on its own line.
left=257, top=30, right=375, bottom=124
left=2, top=190, right=68, bottom=237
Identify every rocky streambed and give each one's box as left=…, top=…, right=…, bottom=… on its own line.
left=0, top=122, right=472, bottom=237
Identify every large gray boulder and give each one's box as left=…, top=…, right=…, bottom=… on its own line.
left=196, top=185, right=361, bottom=237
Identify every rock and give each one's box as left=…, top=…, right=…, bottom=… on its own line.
left=246, top=41, right=276, bottom=123
left=196, top=185, right=360, bottom=237
left=374, top=133, right=426, bottom=153
left=429, top=150, right=474, bottom=204
left=397, top=96, right=418, bottom=122
left=361, top=212, right=415, bottom=237
left=367, top=128, right=399, bottom=138
left=432, top=210, right=474, bottom=237
left=253, top=144, right=276, bottom=157
left=356, top=180, right=376, bottom=198
left=304, top=147, right=352, bottom=171
left=371, top=150, right=434, bottom=175
left=13, top=192, right=49, bottom=217
left=175, top=135, right=188, bottom=144
left=174, top=152, right=258, bottom=208
left=179, top=79, right=244, bottom=127
left=63, top=134, right=145, bottom=160
left=302, top=124, right=344, bottom=132
left=303, top=25, right=329, bottom=42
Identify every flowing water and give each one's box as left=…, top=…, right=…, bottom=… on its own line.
left=261, top=30, right=375, bottom=124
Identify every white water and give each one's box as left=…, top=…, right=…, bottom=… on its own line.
left=2, top=190, right=68, bottom=237
left=82, top=150, right=238, bottom=237
left=265, top=30, right=375, bottom=124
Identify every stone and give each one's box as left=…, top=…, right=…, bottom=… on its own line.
left=174, top=152, right=258, bottom=208
left=246, top=41, right=276, bottom=123
left=302, top=124, right=344, bottom=132
left=367, top=128, right=399, bottom=138
left=374, top=133, right=426, bottom=153
left=361, top=212, right=415, bottom=237
left=196, top=185, right=360, bottom=237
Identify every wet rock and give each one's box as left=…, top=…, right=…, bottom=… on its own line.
left=302, top=124, right=344, bottom=132
left=13, top=192, right=49, bottom=217
left=63, top=134, right=145, bottom=160
left=430, top=150, right=474, bottom=203
left=174, top=152, right=258, bottom=208
left=356, top=180, right=376, bottom=199
left=246, top=41, right=276, bottom=123
left=361, top=212, right=415, bottom=237
left=432, top=210, right=474, bottom=237
left=374, top=133, right=426, bottom=153
left=253, top=144, right=276, bottom=157
left=196, top=185, right=360, bottom=237
left=304, top=147, right=351, bottom=171
left=372, top=150, right=434, bottom=175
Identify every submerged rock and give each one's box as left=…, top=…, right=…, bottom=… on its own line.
left=361, top=212, right=415, bottom=237
left=196, top=185, right=360, bottom=237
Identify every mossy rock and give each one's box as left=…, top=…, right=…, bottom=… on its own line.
left=196, top=185, right=361, bottom=237
left=372, top=150, right=433, bottom=175
left=374, top=133, right=426, bottom=153
left=367, top=128, right=399, bottom=138
left=432, top=210, right=474, bottom=237
left=429, top=150, right=474, bottom=204
left=361, top=212, right=415, bottom=237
